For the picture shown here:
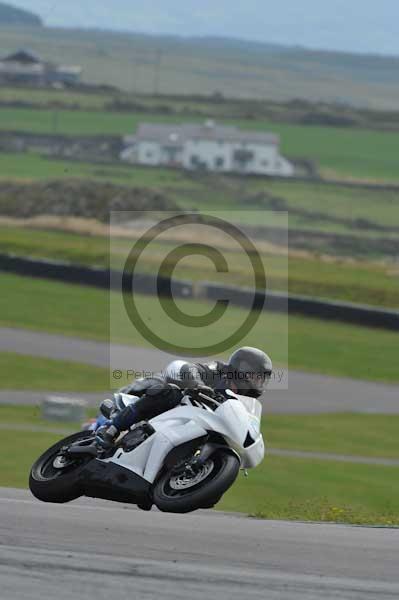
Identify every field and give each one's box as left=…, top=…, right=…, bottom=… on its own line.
left=2, top=26, right=399, bottom=110
left=1, top=222, right=399, bottom=308
left=1, top=405, right=398, bottom=525
left=266, top=414, right=399, bottom=458
left=1, top=107, right=399, bottom=181
left=1, top=152, right=398, bottom=227
left=1, top=150, right=398, bottom=242
left=1, top=149, right=399, bottom=281
left=0, top=352, right=108, bottom=391
left=0, top=85, right=111, bottom=109
left=1, top=272, right=399, bottom=384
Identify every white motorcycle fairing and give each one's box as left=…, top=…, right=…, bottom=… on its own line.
left=102, top=390, right=265, bottom=484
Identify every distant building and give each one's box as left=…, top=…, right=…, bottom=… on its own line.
left=0, top=49, right=82, bottom=86
left=121, top=120, right=294, bottom=177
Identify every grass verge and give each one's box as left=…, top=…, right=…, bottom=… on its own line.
left=218, top=455, right=399, bottom=525
left=0, top=429, right=63, bottom=488
left=265, top=414, right=399, bottom=459
left=0, top=404, right=96, bottom=427
left=0, top=352, right=109, bottom=391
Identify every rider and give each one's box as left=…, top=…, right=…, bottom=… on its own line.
left=95, top=346, right=272, bottom=449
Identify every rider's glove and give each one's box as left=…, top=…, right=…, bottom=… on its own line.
left=99, top=398, right=115, bottom=419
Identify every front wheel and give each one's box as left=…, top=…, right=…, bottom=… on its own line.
left=29, top=430, right=95, bottom=503
left=153, top=450, right=240, bottom=514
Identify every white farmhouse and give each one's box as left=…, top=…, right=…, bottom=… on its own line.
left=121, top=120, right=294, bottom=177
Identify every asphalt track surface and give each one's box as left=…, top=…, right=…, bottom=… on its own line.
left=1, top=327, right=399, bottom=413
left=1, top=488, right=398, bottom=600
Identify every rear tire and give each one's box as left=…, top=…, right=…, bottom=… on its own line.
left=153, top=450, right=239, bottom=514
left=29, top=431, right=94, bottom=503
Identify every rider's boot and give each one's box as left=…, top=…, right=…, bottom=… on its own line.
left=95, top=404, right=138, bottom=449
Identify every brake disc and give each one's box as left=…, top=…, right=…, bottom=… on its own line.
left=169, top=459, right=214, bottom=490
left=53, top=454, right=74, bottom=469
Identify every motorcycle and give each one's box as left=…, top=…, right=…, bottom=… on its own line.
left=29, top=388, right=265, bottom=513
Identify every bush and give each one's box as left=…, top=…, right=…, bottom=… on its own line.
left=0, top=179, right=177, bottom=222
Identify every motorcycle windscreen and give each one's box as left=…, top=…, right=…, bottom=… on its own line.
left=225, top=391, right=262, bottom=420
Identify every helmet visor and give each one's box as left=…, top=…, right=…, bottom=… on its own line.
left=245, top=369, right=272, bottom=393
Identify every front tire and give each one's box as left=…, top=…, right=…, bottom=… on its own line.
left=29, top=430, right=94, bottom=503
left=153, top=450, right=239, bottom=514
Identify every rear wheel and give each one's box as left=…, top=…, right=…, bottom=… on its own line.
left=153, top=450, right=239, bottom=514
left=29, top=431, right=95, bottom=503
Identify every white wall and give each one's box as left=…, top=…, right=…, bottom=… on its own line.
left=159, top=146, right=183, bottom=165
left=274, top=156, right=295, bottom=177
left=228, top=142, right=276, bottom=175
left=132, top=137, right=294, bottom=176
left=184, top=139, right=294, bottom=176
left=240, top=143, right=294, bottom=176
left=137, top=141, right=162, bottom=165
left=183, top=139, right=232, bottom=171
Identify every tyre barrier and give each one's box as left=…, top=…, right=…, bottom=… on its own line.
left=1, top=253, right=398, bottom=331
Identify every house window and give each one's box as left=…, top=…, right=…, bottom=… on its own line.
left=233, top=149, right=254, bottom=163
left=191, top=155, right=206, bottom=169
left=146, top=151, right=153, bottom=158
left=215, top=157, right=224, bottom=168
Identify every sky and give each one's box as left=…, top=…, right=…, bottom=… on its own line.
left=9, top=0, right=399, bottom=56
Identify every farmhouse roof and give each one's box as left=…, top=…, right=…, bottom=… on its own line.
left=134, top=121, right=279, bottom=146
left=2, top=49, right=42, bottom=64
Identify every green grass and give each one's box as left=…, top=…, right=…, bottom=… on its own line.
left=1, top=272, right=399, bottom=383
left=0, top=352, right=109, bottom=391
left=252, top=179, right=399, bottom=230
left=1, top=105, right=399, bottom=180
left=0, top=86, right=110, bottom=109
left=0, top=152, right=197, bottom=191
left=0, top=404, right=96, bottom=430
left=266, top=414, right=399, bottom=459
left=0, top=429, right=64, bottom=488
left=0, top=272, right=110, bottom=340
left=218, top=455, right=399, bottom=525
left=0, top=151, right=168, bottom=183
left=0, top=225, right=113, bottom=267
left=236, top=120, right=399, bottom=182
left=0, top=108, right=184, bottom=136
